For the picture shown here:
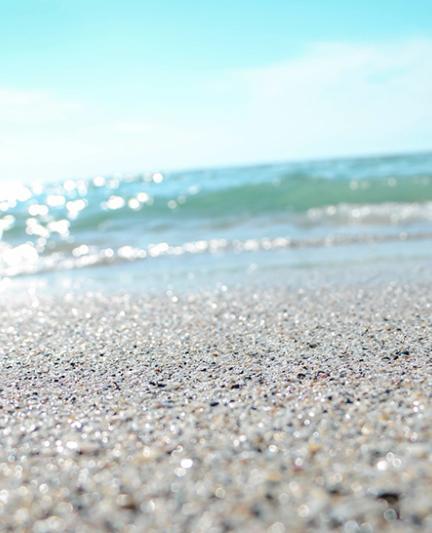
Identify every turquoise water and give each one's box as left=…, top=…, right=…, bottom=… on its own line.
left=1, top=152, right=432, bottom=288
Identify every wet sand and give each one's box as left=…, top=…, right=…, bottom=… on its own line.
left=0, top=282, right=431, bottom=531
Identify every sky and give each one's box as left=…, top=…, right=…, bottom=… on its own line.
left=1, top=0, right=432, bottom=182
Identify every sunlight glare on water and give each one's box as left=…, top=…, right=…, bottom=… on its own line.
left=0, top=152, right=432, bottom=281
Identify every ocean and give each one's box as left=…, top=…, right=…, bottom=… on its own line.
left=1, top=151, right=432, bottom=292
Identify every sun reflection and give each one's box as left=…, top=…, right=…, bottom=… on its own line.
left=152, top=172, right=164, bottom=184
left=103, top=196, right=125, bottom=210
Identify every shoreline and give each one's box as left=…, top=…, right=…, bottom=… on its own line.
left=1, top=282, right=432, bottom=530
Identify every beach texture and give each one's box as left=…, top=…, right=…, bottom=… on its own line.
left=0, top=282, right=431, bottom=532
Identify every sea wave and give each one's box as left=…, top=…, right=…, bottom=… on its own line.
left=1, top=169, right=432, bottom=236
left=1, top=153, right=432, bottom=278
left=1, top=230, right=431, bottom=279
left=304, top=201, right=432, bottom=226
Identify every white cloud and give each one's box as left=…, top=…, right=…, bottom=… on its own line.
left=218, top=38, right=432, bottom=161
left=0, top=89, right=81, bottom=123
left=0, top=38, right=431, bottom=183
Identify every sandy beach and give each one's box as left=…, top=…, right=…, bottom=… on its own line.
left=0, top=281, right=430, bottom=532
left=1, top=0, right=431, bottom=530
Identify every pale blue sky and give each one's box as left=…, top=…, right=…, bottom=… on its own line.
left=1, top=0, right=432, bottom=182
